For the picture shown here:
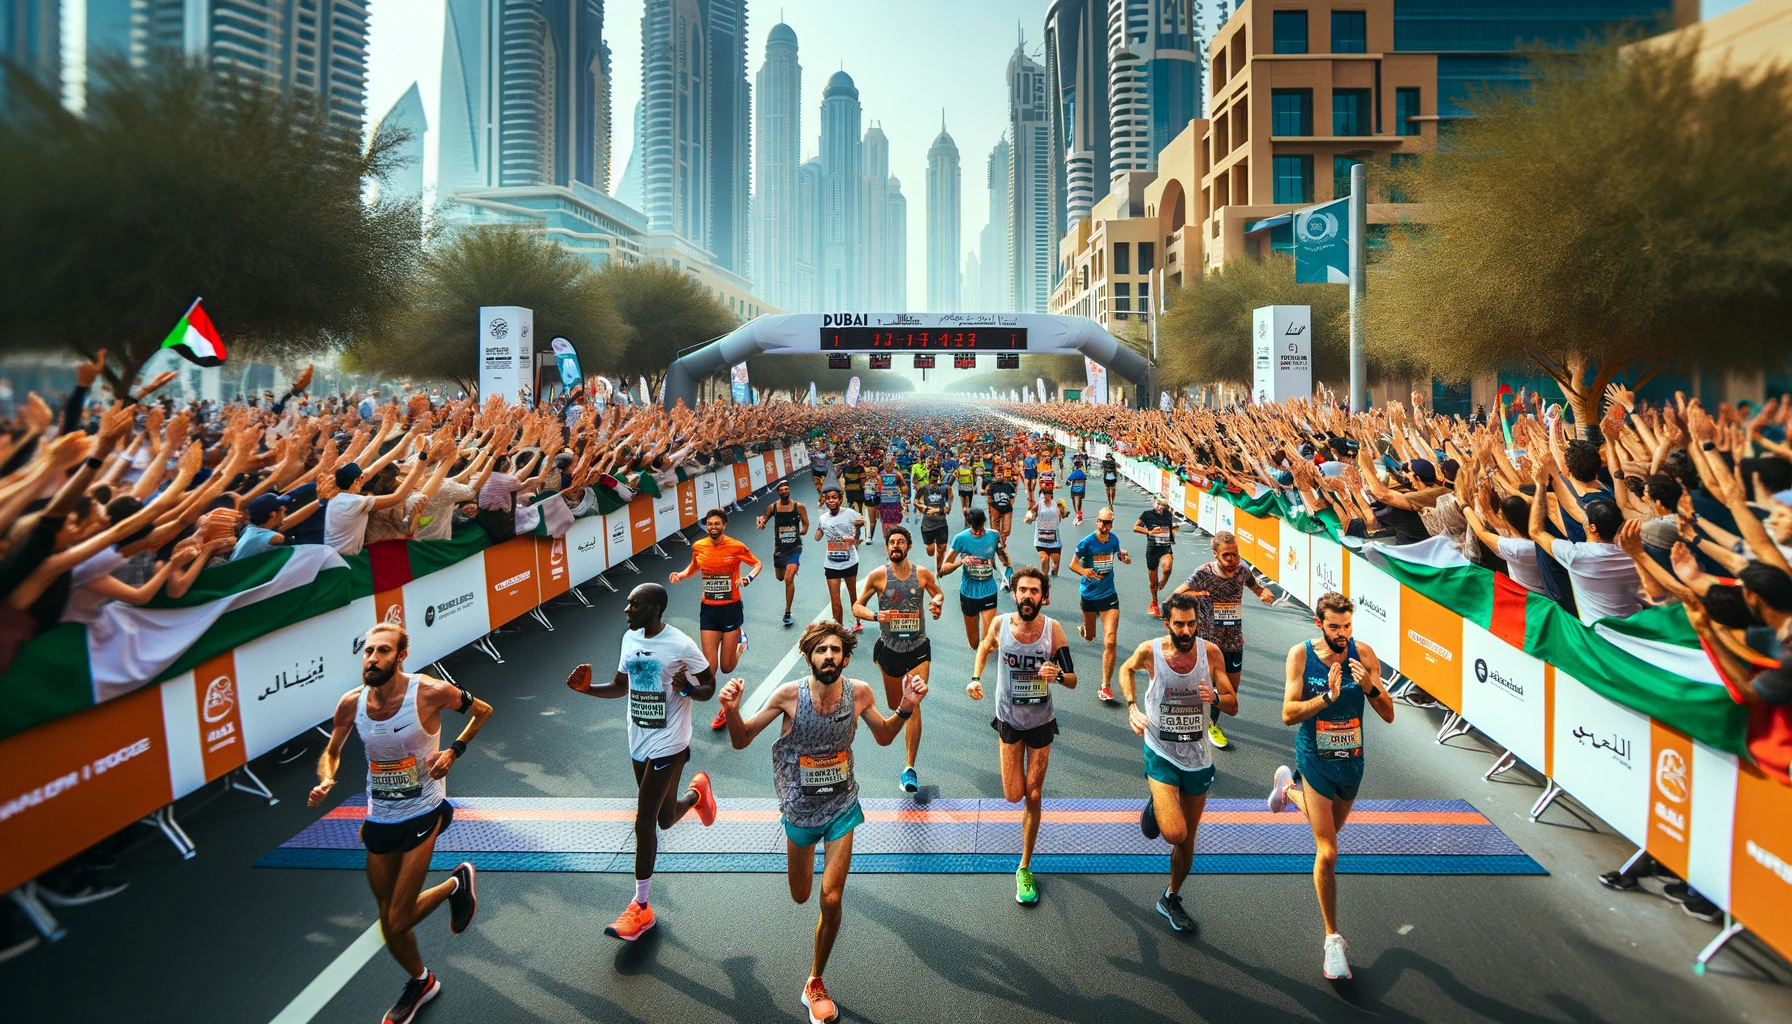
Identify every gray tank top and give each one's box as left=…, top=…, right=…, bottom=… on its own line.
left=1033, top=500, right=1063, bottom=549
left=878, top=563, right=926, bottom=652
left=771, top=680, right=861, bottom=828
left=1143, top=637, right=1214, bottom=771
left=995, top=614, right=1056, bottom=731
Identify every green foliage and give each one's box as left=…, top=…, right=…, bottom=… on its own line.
left=591, top=261, right=738, bottom=390
left=0, top=56, right=419, bottom=388
left=1155, top=254, right=1355, bottom=390
left=1370, top=36, right=1792, bottom=426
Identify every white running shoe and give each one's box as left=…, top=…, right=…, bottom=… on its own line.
left=1267, top=765, right=1293, bottom=813
left=1323, top=933, right=1352, bottom=979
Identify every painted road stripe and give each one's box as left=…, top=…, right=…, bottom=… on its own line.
left=316, top=805, right=1490, bottom=826
left=266, top=920, right=385, bottom=1024
left=744, top=604, right=832, bottom=716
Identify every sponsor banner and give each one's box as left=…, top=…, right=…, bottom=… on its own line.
left=1182, top=483, right=1202, bottom=524
left=695, top=472, right=720, bottom=522
left=192, top=649, right=246, bottom=783
left=235, top=597, right=373, bottom=760
left=374, top=587, right=405, bottom=630
left=714, top=468, right=737, bottom=514
left=748, top=455, right=768, bottom=494
left=628, top=495, right=657, bottom=555
left=564, top=514, right=608, bottom=585
left=676, top=479, right=698, bottom=529
left=777, top=447, right=793, bottom=479
left=1310, top=536, right=1347, bottom=603
left=403, top=555, right=492, bottom=668
left=653, top=489, right=680, bottom=541
left=484, top=537, right=540, bottom=629
left=1158, top=471, right=1176, bottom=508
left=1280, top=529, right=1310, bottom=608
left=761, top=451, right=778, bottom=488
left=535, top=536, right=570, bottom=603
left=0, top=685, right=171, bottom=893
left=1199, top=490, right=1218, bottom=533
left=1552, top=669, right=1651, bottom=847
left=1731, top=763, right=1792, bottom=958
left=1347, top=551, right=1401, bottom=659
left=1234, top=510, right=1280, bottom=583
left=1398, top=585, right=1463, bottom=710
left=1648, top=721, right=1696, bottom=879
left=1215, top=498, right=1235, bottom=537
left=791, top=442, right=810, bottom=469
left=1459, top=621, right=1548, bottom=772
left=1689, top=742, right=1738, bottom=910
left=603, top=507, right=634, bottom=563
left=732, top=462, right=753, bottom=503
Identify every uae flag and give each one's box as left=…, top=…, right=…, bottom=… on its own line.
left=159, top=298, right=227, bottom=366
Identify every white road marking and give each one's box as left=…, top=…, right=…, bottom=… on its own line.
left=267, top=920, right=385, bottom=1024
left=744, top=605, right=833, bottom=716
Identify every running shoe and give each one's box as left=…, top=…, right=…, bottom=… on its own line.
left=1076, top=511, right=1084, bottom=524
left=690, top=771, right=718, bottom=826
left=1207, top=721, right=1232, bottom=750
left=604, top=901, right=656, bottom=941
left=1322, top=933, right=1352, bottom=980
left=383, top=970, right=440, bottom=1024
left=1157, top=891, right=1196, bottom=933
left=783, top=611, right=794, bottom=627
left=851, top=620, right=862, bottom=633
left=1140, top=799, right=1160, bottom=840
left=1661, top=880, right=1694, bottom=904
left=1597, top=870, right=1641, bottom=892
left=447, top=863, right=478, bottom=934
left=1148, top=600, right=1161, bottom=619
left=801, top=977, right=839, bottom=1024
left=899, top=766, right=919, bottom=794
left=1015, top=866, right=1039, bottom=905
left=737, top=629, right=749, bottom=653
left=1681, top=893, right=1724, bottom=923
left=1097, top=684, right=1116, bottom=704
left=1267, top=765, right=1294, bottom=813
left=710, top=707, right=728, bottom=731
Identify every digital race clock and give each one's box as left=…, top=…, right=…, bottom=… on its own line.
left=819, top=327, right=1028, bottom=351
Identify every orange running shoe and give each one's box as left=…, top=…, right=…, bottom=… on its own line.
left=710, top=707, right=728, bottom=730
left=604, top=901, right=656, bottom=941
left=801, top=976, right=839, bottom=1024
left=690, top=771, right=718, bottom=826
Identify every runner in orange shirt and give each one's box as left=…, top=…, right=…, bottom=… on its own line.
left=670, top=510, right=762, bottom=729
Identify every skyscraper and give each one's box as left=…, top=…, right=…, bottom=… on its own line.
left=2, top=0, right=61, bottom=99
left=819, top=69, right=862, bottom=309
left=370, top=81, right=428, bottom=212
left=616, top=98, right=645, bottom=205
left=1008, top=31, right=1051, bottom=313
left=753, top=21, right=801, bottom=311
left=886, top=177, right=908, bottom=310
left=794, top=156, right=823, bottom=311
left=705, top=0, right=750, bottom=274
left=1107, top=0, right=1201, bottom=175
left=962, top=249, right=982, bottom=312
left=862, top=123, right=904, bottom=310
left=926, top=118, right=962, bottom=313
left=1044, top=0, right=1110, bottom=285
left=438, top=0, right=609, bottom=192
left=981, top=135, right=1011, bottom=313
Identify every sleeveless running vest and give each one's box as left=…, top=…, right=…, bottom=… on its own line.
left=773, top=504, right=803, bottom=554
left=1144, top=638, right=1214, bottom=771
left=357, top=676, right=445, bottom=824
left=1033, top=500, right=1063, bottom=549
left=995, top=615, right=1056, bottom=731
left=1296, top=638, right=1367, bottom=787
left=772, top=680, right=861, bottom=828
left=878, top=564, right=926, bottom=652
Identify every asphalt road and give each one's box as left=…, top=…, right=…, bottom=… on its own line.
left=8, top=472, right=1791, bottom=1024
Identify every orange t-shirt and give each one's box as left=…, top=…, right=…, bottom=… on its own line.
left=692, top=536, right=761, bottom=605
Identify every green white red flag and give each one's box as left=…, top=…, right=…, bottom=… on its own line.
left=159, top=298, right=227, bottom=367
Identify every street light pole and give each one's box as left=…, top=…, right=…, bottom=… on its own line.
left=1349, top=162, right=1368, bottom=412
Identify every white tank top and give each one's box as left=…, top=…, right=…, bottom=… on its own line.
left=996, top=614, right=1056, bottom=731
left=356, top=676, right=446, bottom=823
left=1033, top=500, right=1062, bottom=549
left=1143, top=638, right=1214, bottom=771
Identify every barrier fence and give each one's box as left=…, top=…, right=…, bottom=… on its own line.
left=1028, top=422, right=1792, bottom=969
left=0, top=443, right=811, bottom=912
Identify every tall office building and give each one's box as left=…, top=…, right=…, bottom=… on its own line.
left=861, top=123, right=905, bottom=310
left=926, top=118, right=961, bottom=312
left=886, top=178, right=908, bottom=310
left=369, top=81, right=427, bottom=211
left=2, top=0, right=60, bottom=98
left=962, top=249, right=981, bottom=312
left=615, top=98, right=644, bottom=205
left=794, top=156, right=823, bottom=311
left=438, top=0, right=609, bottom=191
left=753, top=21, right=801, bottom=311
left=1007, top=32, right=1051, bottom=313
left=981, top=135, right=1011, bottom=312
left=705, top=0, right=750, bottom=274
left=819, top=69, right=862, bottom=309
left=1044, top=0, right=1110, bottom=287
left=1107, top=0, right=1202, bottom=175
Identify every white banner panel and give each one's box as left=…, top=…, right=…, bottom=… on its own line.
left=1215, top=500, right=1236, bottom=538
left=1551, top=670, right=1652, bottom=846
left=654, top=489, right=680, bottom=539
left=477, top=306, right=534, bottom=406
left=1199, top=491, right=1218, bottom=533
left=694, top=472, right=721, bottom=520
left=1459, top=621, right=1548, bottom=771
left=400, top=556, right=492, bottom=669
left=603, top=508, right=635, bottom=561
left=1309, top=536, right=1345, bottom=603
left=236, top=596, right=375, bottom=760
left=791, top=442, right=809, bottom=469
left=160, top=673, right=205, bottom=799
left=1688, top=742, right=1739, bottom=910
left=715, top=465, right=737, bottom=509
left=748, top=454, right=768, bottom=493
left=1280, top=530, right=1311, bottom=608
left=1346, top=550, right=1401, bottom=665
left=564, top=514, right=608, bottom=585
left=1251, top=305, right=1312, bottom=405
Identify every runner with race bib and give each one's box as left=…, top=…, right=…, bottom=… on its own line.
left=852, top=526, right=945, bottom=794
left=815, top=484, right=867, bottom=632
left=1072, top=508, right=1131, bottom=703
left=756, top=479, right=810, bottom=627
left=669, top=509, right=760, bottom=729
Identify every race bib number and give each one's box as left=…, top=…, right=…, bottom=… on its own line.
left=799, top=751, right=853, bottom=796
left=1089, top=553, right=1113, bottom=576
left=777, top=525, right=799, bottom=547
left=1070, top=483, right=1086, bottom=493
left=1036, top=527, right=1057, bottom=544
left=1104, top=471, right=1118, bottom=482
left=1315, top=718, right=1363, bottom=758
left=1212, top=601, right=1242, bottom=626
left=966, top=557, right=994, bottom=580
left=1009, top=672, right=1049, bottom=705
left=887, top=612, right=921, bottom=636
left=629, top=687, right=668, bottom=729
left=993, top=494, right=1012, bottom=510
left=1157, top=690, right=1205, bottom=743
left=1150, top=527, right=1171, bottom=542
left=702, top=573, right=735, bottom=599
left=369, top=756, right=423, bottom=801
left=827, top=540, right=854, bottom=564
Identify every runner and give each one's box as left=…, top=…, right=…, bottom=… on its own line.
left=1037, top=457, right=1056, bottom=502
left=308, top=623, right=492, bottom=1024
left=1071, top=508, right=1131, bottom=703
left=1066, top=455, right=1089, bottom=524
left=815, top=484, right=867, bottom=633
left=717, top=623, right=928, bottom=1024
left=861, top=459, right=882, bottom=543
left=986, top=464, right=1017, bottom=544
left=917, top=473, right=954, bottom=573
left=669, top=509, right=759, bottom=734
left=954, top=456, right=976, bottom=516
left=810, top=445, right=832, bottom=493
left=1101, top=451, right=1119, bottom=508
left=1025, top=491, right=1068, bottom=575
left=1171, top=530, right=1276, bottom=751
left=876, top=458, right=907, bottom=542
left=564, top=583, right=719, bottom=941
left=940, top=507, right=1012, bottom=649
left=1021, top=451, right=1039, bottom=506
left=1265, top=592, right=1394, bottom=980
left=852, top=526, right=946, bottom=794
left=967, top=567, right=1076, bottom=905
left=1119, top=592, right=1235, bottom=933
left=756, top=479, right=810, bottom=627
left=1134, top=496, right=1179, bottom=618
left=841, top=456, right=866, bottom=520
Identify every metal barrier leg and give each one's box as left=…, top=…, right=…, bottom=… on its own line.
left=139, top=805, right=196, bottom=860
left=666, top=531, right=692, bottom=547
left=588, top=573, right=618, bottom=593
left=474, top=634, right=504, bottom=664
left=428, top=662, right=458, bottom=685
left=529, top=607, right=555, bottom=631
left=649, top=543, right=670, bottom=559
left=622, top=559, right=641, bottom=575
left=227, top=765, right=279, bottom=806
left=1435, top=711, right=1473, bottom=744
left=9, top=884, right=65, bottom=942
left=1529, top=778, right=1564, bottom=821
left=1483, top=750, right=1519, bottom=781
left=1694, top=919, right=1746, bottom=975
left=565, top=587, right=593, bottom=607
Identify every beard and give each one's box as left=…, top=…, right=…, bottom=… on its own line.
left=1168, top=631, right=1196, bottom=652
left=889, top=548, right=908, bottom=564
left=362, top=662, right=397, bottom=687
left=1016, top=598, right=1041, bottom=621
left=812, top=662, right=843, bottom=686
left=1323, top=633, right=1349, bottom=653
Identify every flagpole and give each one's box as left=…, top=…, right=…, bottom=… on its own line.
left=1348, top=163, right=1367, bottom=412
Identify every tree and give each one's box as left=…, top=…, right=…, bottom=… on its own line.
left=1369, top=36, right=1792, bottom=430
left=0, top=57, right=419, bottom=391
left=590, top=261, right=738, bottom=394
left=352, top=226, right=629, bottom=395
left=1155, top=253, right=1355, bottom=391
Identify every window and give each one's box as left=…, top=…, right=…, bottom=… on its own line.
left=1139, top=242, right=1155, bottom=272
left=1333, top=88, right=1371, bottom=136
left=1273, top=155, right=1313, bottom=204
left=1331, top=11, right=1366, bottom=53
left=1273, top=11, right=1308, bottom=54
left=1271, top=89, right=1313, bottom=136
left=1113, top=242, right=1130, bottom=275
left=1386, top=152, right=1419, bottom=202
left=1333, top=156, right=1363, bottom=199
left=1114, top=282, right=1131, bottom=314
left=1138, top=280, right=1151, bottom=313
left=1395, top=87, right=1421, bottom=136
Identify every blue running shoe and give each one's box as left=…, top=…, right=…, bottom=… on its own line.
left=899, top=766, right=919, bottom=794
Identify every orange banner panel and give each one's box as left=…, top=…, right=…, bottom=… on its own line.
left=535, top=536, right=570, bottom=603
left=374, top=587, right=405, bottom=627
left=1647, top=721, right=1695, bottom=878
left=484, top=537, right=539, bottom=628
left=194, top=650, right=247, bottom=783
left=1398, top=586, right=1464, bottom=710
left=628, top=495, right=657, bottom=555
left=1731, top=762, right=1792, bottom=962
left=1234, top=511, right=1280, bottom=583
left=732, top=463, right=753, bottom=500
left=677, top=479, right=698, bottom=528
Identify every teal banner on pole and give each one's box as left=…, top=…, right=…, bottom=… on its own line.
left=1295, top=197, right=1350, bottom=284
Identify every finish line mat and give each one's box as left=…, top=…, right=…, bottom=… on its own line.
left=258, top=797, right=1546, bottom=876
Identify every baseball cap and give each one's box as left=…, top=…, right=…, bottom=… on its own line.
left=246, top=493, right=291, bottom=525
left=1407, top=459, right=1439, bottom=486
left=334, top=463, right=363, bottom=490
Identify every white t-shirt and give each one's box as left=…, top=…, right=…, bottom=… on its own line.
left=1495, top=536, right=1545, bottom=594
left=817, top=508, right=863, bottom=571
left=323, top=491, right=377, bottom=555
left=1549, top=539, right=1646, bottom=623
left=617, top=624, right=708, bottom=761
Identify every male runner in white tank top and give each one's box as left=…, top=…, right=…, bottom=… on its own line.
left=310, top=623, right=494, bottom=1024
left=1118, top=591, right=1235, bottom=934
